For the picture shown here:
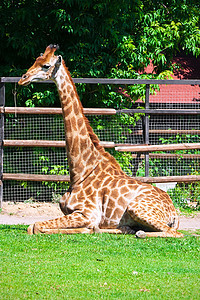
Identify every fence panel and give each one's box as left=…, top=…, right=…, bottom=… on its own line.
left=0, top=78, right=200, bottom=207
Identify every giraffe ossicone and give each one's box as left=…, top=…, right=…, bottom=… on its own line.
left=18, top=45, right=183, bottom=238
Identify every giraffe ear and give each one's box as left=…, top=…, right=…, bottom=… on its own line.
left=57, top=55, right=62, bottom=64
left=55, top=55, right=62, bottom=67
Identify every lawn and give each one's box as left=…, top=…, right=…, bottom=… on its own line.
left=0, top=225, right=199, bottom=300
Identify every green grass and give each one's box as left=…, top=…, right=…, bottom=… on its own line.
left=0, top=225, right=199, bottom=300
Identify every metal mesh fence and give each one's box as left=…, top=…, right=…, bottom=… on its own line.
left=5, top=113, right=144, bottom=144
left=146, top=84, right=200, bottom=179
left=2, top=83, right=200, bottom=205
left=5, top=114, right=65, bottom=140
left=3, top=180, right=67, bottom=203
left=4, top=147, right=69, bottom=174
left=3, top=113, right=143, bottom=176
left=147, top=114, right=200, bottom=177
left=3, top=113, right=144, bottom=202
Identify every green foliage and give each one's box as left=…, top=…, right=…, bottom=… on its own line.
left=159, top=133, right=200, bottom=148
left=1, top=1, right=200, bottom=107
left=25, top=90, right=56, bottom=107
left=0, top=226, right=200, bottom=299
left=158, top=134, right=200, bottom=177
left=168, top=182, right=200, bottom=210
left=135, top=133, right=200, bottom=177
left=42, top=163, right=69, bottom=191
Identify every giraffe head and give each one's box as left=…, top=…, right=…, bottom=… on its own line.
left=18, top=44, right=62, bottom=86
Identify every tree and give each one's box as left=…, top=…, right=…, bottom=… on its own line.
left=0, top=0, right=200, bottom=107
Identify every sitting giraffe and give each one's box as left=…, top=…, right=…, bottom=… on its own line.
left=18, top=44, right=183, bottom=237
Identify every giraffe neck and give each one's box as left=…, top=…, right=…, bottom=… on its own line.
left=54, top=62, right=103, bottom=185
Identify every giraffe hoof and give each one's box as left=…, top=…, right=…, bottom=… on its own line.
left=27, top=224, right=34, bottom=235
left=93, top=226, right=101, bottom=233
left=135, top=230, right=147, bottom=239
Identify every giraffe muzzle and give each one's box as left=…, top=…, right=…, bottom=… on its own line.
left=18, top=73, right=31, bottom=86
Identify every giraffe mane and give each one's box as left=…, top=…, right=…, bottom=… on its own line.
left=62, top=61, right=124, bottom=173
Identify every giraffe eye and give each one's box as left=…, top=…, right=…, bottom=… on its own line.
left=42, top=64, right=51, bottom=70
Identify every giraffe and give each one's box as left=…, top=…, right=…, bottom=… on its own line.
left=18, top=44, right=183, bottom=238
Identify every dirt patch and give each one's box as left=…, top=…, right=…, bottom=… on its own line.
left=0, top=202, right=200, bottom=230
left=0, top=202, right=63, bottom=225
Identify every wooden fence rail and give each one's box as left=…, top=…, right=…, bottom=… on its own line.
left=2, top=107, right=117, bottom=115
left=3, top=173, right=200, bottom=184
left=3, top=140, right=115, bottom=148
left=4, top=140, right=200, bottom=152
left=116, top=143, right=200, bottom=152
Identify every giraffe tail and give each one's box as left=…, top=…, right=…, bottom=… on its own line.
left=167, top=215, right=179, bottom=230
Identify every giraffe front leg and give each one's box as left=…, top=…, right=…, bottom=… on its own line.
left=27, top=212, right=93, bottom=235
left=135, top=229, right=184, bottom=238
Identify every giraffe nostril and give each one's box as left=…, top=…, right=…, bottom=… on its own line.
left=22, top=74, right=28, bottom=79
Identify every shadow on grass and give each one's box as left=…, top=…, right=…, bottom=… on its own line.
left=0, top=224, right=199, bottom=237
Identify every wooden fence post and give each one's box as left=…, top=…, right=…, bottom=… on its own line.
left=0, top=82, right=5, bottom=208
